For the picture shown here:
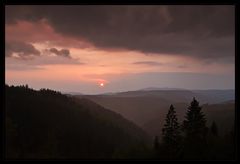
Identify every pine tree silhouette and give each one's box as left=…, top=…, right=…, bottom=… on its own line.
left=183, top=98, right=207, bottom=139
left=162, top=105, right=181, bottom=145
left=162, top=104, right=181, bottom=159
left=182, top=97, right=208, bottom=159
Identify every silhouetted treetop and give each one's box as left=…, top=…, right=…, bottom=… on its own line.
left=183, top=98, right=207, bottom=139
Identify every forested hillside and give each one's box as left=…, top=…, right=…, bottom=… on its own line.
left=5, top=85, right=150, bottom=159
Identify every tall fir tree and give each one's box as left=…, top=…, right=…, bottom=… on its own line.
left=162, top=104, right=181, bottom=159
left=182, top=97, right=208, bottom=159
left=183, top=98, right=207, bottom=140
left=162, top=104, right=181, bottom=145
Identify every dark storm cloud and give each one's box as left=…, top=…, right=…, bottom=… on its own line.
left=5, top=5, right=235, bottom=61
left=133, top=61, right=163, bottom=66
left=6, top=41, right=40, bottom=59
left=49, top=48, right=71, bottom=58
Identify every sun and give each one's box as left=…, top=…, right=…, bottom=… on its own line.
left=100, top=83, right=104, bottom=87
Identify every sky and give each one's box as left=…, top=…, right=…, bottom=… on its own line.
left=5, top=5, right=235, bottom=94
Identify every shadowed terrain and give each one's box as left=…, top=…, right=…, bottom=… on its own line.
left=77, top=89, right=234, bottom=138
left=6, top=85, right=150, bottom=159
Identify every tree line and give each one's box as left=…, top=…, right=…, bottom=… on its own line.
left=153, top=98, right=235, bottom=160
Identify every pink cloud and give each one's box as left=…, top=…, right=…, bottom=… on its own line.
left=6, top=19, right=92, bottom=49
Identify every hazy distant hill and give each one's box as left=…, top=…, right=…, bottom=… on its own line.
left=143, top=102, right=234, bottom=138
left=192, top=89, right=235, bottom=104
left=76, top=89, right=235, bottom=139
left=100, top=89, right=234, bottom=104
left=5, top=85, right=149, bottom=159
left=80, top=95, right=171, bottom=128
left=139, top=87, right=187, bottom=91
left=63, top=91, right=84, bottom=95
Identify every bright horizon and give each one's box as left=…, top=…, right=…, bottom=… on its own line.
left=5, top=82, right=235, bottom=95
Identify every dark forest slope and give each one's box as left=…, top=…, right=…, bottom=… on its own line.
left=5, top=85, right=150, bottom=159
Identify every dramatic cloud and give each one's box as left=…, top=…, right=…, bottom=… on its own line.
left=5, top=20, right=92, bottom=49
left=5, top=5, right=235, bottom=62
left=49, top=48, right=71, bottom=58
left=133, top=61, right=163, bottom=66
left=6, top=41, right=40, bottom=59
left=5, top=5, right=235, bottom=93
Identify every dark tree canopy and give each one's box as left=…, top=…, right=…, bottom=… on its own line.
left=162, top=104, right=181, bottom=146
left=161, top=104, right=182, bottom=159
left=182, top=98, right=208, bottom=159
left=183, top=98, right=208, bottom=140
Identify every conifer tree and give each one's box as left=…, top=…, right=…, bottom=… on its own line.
left=162, top=104, right=181, bottom=146
left=183, top=98, right=207, bottom=140
left=162, top=104, right=181, bottom=159
left=182, top=98, right=208, bottom=159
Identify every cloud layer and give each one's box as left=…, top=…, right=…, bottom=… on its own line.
left=6, top=5, right=235, bottom=62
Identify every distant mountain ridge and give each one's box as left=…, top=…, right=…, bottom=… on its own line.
left=94, top=89, right=234, bottom=104
left=67, top=88, right=235, bottom=104
left=139, top=87, right=188, bottom=91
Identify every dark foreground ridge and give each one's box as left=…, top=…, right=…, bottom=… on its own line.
left=5, top=84, right=150, bottom=159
